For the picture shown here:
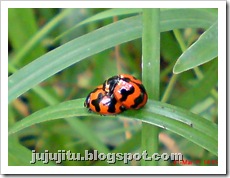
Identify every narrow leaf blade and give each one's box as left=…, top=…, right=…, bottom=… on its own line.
left=8, top=99, right=218, bottom=156
left=173, top=21, right=218, bottom=74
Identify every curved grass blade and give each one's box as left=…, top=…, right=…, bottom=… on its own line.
left=173, top=21, right=218, bottom=74
left=54, top=8, right=142, bottom=42
left=147, top=100, right=218, bottom=141
left=9, top=10, right=217, bottom=103
left=8, top=99, right=218, bottom=156
left=161, top=8, right=217, bottom=32
left=11, top=9, right=72, bottom=65
left=124, top=110, right=217, bottom=156
left=56, top=8, right=217, bottom=42
left=8, top=16, right=142, bottom=103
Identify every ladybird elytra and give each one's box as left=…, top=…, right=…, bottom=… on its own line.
left=84, top=85, right=125, bottom=115
left=103, top=74, right=148, bottom=110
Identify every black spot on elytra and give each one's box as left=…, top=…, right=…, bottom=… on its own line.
left=138, top=83, right=147, bottom=93
left=107, top=96, right=117, bottom=113
left=120, top=86, right=135, bottom=102
left=130, top=84, right=147, bottom=109
left=91, top=93, right=103, bottom=112
left=84, top=87, right=101, bottom=108
left=131, top=93, right=144, bottom=109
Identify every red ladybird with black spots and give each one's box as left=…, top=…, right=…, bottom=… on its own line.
left=103, top=74, right=148, bottom=110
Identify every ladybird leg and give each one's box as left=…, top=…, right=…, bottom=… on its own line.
left=120, top=105, right=127, bottom=111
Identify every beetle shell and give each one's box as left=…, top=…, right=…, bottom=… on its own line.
left=84, top=85, right=126, bottom=115
left=103, top=74, right=148, bottom=110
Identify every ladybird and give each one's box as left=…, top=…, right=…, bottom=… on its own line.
left=103, top=74, right=148, bottom=110
left=84, top=85, right=126, bottom=115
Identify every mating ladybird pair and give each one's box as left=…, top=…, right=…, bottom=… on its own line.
left=84, top=74, right=148, bottom=115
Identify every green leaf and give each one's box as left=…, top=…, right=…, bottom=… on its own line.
left=9, top=9, right=217, bottom=103
left=55, top=8, right=142, bottom=42
left=173, top=21, right=218, bottom=74
left=161, top=8, right=217, bottom=31
left=8, top=99, right=218, bottom=156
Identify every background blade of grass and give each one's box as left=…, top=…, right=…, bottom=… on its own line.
left=9, top=9, right=217, bottom=103
left=172, top=58, right=218, bottom=109
left=55, top=8, right=142, bottom=42
left=8, top=63, right=60, bottom=106
left=56, top=8, right=217, bottom=42
left=10, top=9, right=72, bottom=66
left=160, top=8, right=217, bottom=31
left=141, top=8, right=160, bottom=166
left=8, top=8, right=46, bottom=66
left=8, top=99, right=218, bottom=156
left=173, top=21, right=218, bottom=74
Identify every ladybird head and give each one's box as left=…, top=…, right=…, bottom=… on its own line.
left=103, top=75, right=119, bottom=93
left=84, top=92, right=91, bottom=108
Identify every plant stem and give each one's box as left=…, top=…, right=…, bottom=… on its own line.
left=142, top=8, right=160, bottom=166
left=161, top=74, right=179, bottom=103
left=161, top=29, right=184, bottom=103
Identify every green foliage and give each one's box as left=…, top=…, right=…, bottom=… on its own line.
left=8, top=8, right=218, bottom=166
left=173, top=21, right=218, bottom=74
left=8, top=99, right=218, bottom=156
left=142, top=9, right=160, bottom=166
